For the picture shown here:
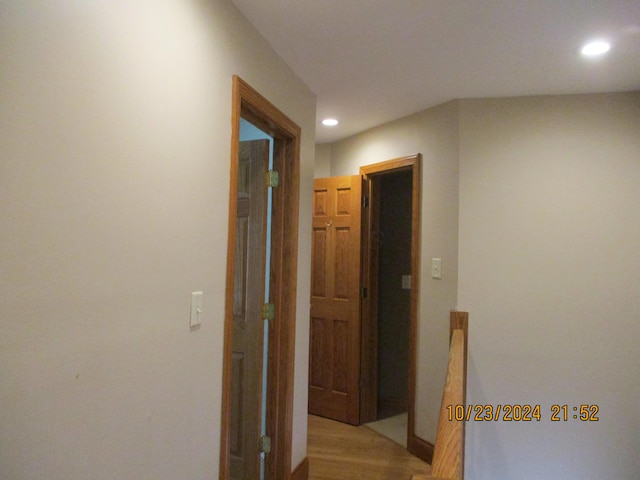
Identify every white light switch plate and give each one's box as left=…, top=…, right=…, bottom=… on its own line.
left=431, top=258, right=442, bottom=279
left=190, top=291, right=203, bottom=327
left=402, top=275, right=412, bottom=289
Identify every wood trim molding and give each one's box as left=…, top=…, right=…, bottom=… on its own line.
left=408, top=433, right=434, bottom=465
left=290, top=457, right=309, bottom=480
left=359, top=154, right=422, bottom=451
left=219, top=75, right=242, bottom=480
left=358, top=173, right=378, bottom=423
left=360, top=154, right=419, bottom=176
left=268, top=110, right=301, bottom=480
left=407, top=154, right=422, bottom=455
left=219, top=76, right=301, bottom=480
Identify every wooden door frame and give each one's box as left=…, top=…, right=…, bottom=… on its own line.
left=359, top=154, right=422, bottom=456
left=220, top=76, right=301, bottom=480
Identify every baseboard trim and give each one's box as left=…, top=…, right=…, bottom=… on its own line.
left=291, top=457, right=309, bottom=480
left=408, top=434, right=434, bottom=465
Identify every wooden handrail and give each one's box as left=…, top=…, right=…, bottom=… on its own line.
left=428, top=311, right=469, bottom=480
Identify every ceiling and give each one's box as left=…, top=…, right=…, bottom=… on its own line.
left=231, top=0, right=640, bottom=143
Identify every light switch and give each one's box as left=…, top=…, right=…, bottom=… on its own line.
left=190, top=291, right=203, bottom=327
left=431, top=258, right=442, bottom=279
left=402, top=275, right=412, bottom=289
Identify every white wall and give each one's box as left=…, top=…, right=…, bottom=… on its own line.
left=458, top=93, right=640, bottom=479
left=313, top=143, right=332, bottom=179
left=326, top=101, right=461, bottom=442
left=322, top=91, right=640, bottom=479
left=0, top=1, right=315, bottom=479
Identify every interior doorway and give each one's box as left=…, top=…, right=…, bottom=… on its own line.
left=360, top=155, right=421, bottom=455
left=220, top=76, right=301, bottom=480
left=375, top=171, right=412, bottom=419
left=308, top=154, right=424, bottom=458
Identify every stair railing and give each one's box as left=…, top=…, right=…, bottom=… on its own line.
left=414, top=311, right=468, bottom=480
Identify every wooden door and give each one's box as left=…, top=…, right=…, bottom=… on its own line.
left=230, top=140, right=269, bottom=480
left=308, top=176, right=362, bottom=425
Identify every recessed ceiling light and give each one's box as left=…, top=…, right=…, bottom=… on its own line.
left=322, top=118, right=339, bottom=126
left=580, top=41, right=611, bottom=56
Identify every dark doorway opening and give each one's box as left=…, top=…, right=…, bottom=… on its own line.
left=376, top=170, right=413, bottom=420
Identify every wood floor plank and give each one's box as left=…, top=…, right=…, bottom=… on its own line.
left=307, top=415, right=432, bottom=480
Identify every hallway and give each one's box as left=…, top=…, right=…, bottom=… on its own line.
left=307, top=415, right=431, bottom=480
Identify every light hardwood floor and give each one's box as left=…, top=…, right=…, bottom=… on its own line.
left=307, top=415, right=432, bottom=480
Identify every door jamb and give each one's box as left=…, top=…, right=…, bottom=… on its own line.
left=220, top=76, right=301, bottom=480
left=359, top=154, right=421, bottom=454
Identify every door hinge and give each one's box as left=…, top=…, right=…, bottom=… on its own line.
left=265, top=170, right=279, bottom=188
left=362, top=195, right=369, bottom=208
left=360, top=286, right=368, bottom=299
left=259, top=435, right=272, bottom=454
left=262, top=303, right=275, bottom=320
